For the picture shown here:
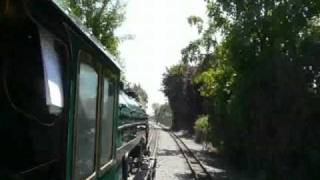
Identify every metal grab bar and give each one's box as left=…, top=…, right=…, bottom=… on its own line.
left=118, top=121, right=148, bottom=131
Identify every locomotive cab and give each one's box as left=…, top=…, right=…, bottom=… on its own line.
left=0, top=3, right=67, bottom=179
left=0, top=1, right=150, bottom=180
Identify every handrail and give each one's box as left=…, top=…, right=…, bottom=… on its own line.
left=118, top=121, right=147, bottom=131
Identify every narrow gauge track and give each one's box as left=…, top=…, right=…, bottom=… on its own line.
left=143, top=125, right=159, bottom=180
left=132, top=123, right=159, bottom=180
left=169, top=132, right=212, bottom=180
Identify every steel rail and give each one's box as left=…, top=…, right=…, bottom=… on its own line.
left=143, top=127, right=159, bottom=180
left=169, top=132, right=212, bottom=180
left=131, top=123, right=159, bottom=180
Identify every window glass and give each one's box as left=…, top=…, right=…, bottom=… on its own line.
left=39, top=27, right=64, bottom=114
left=99, top=78, right=115, bottom=166
left=74, top=59, right=98, bottom=179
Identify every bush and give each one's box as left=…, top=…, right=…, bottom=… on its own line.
left=194, top=115, right=209, bottom=143
left=194, top=115, right=209, bottom=133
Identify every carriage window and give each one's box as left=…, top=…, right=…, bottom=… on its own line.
left=74, top=55, right=98, bottom=180
left=39, top=27, right=64, bottom=114
left=99, top=78, right=115, bottom=167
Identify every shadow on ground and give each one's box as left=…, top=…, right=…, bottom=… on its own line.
left=173, top=172, right=194, bottom=180
left=157, top=149, right=182, bottom=157
left=175, top=133, right=252, bottom=180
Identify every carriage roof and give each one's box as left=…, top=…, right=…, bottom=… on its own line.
left=49, top=0, right=122, bottom=71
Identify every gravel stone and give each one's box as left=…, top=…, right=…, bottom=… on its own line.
left=155, top=130, right=194, bottom=180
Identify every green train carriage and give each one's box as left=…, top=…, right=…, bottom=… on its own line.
left=0, top=0, right=149, bottom=179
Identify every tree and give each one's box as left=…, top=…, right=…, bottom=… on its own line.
left=56, top=0, right=125, bottom=57
left=122, top=82, right=148, bottom=109
left=181, top=0, right=320, bottom=178
left=131, top=83, right=148, bottom=109
left=151, top=102, right=160, bottom=122
left=162, top=64, right=204, bottom=132
left=152, top=103, right=173, bottom=127
left=151, top=103, right=160, bottom=113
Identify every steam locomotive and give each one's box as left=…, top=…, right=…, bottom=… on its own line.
left=0, top=0, right=150, bottom=179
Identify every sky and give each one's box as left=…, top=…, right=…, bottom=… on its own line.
left=116, top=0, right=207, bottom=114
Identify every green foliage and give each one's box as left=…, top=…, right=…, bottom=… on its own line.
left=194, top=115, right=210, bottom=143
left=162, top=64, right=205, bottom=131
left=152, top=103, right=173, bottom=127
left=181, top=0, right=320, bottom=178
left=194, top=63, right=235, bottom=97
left=123, top=82, right=148, bottom=109
left=131, top=83, right=148, bottom=109
left=166, top=64, right=187, bottom=75
left=56, top=0, right=125, bottom=57
left=187, top=15, right=203, bottom=34
left=194, top=115, right=209, bottom=134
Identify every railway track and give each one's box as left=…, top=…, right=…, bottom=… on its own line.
left=132, top=122, right=159, bottom=180
left=169, top=131, right=212, bottom=180
left=144, top=125, right=159, bottom=180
